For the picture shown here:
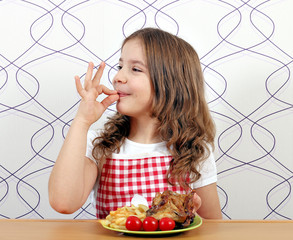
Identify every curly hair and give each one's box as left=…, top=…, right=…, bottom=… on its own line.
left=92, top=28, right=215, bottom=189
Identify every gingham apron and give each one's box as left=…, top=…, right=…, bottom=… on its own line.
left=95, top=155, right=187, bottom=219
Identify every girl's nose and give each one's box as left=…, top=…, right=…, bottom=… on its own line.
left=113, top=67, right=127, bottom=84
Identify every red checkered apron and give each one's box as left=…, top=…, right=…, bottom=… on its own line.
left=95, top=155, right=188, bottom=219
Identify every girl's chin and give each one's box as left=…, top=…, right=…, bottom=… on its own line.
left=115, top=103, right=128, bottom=115
left=116, top=105, right=139, bottom=117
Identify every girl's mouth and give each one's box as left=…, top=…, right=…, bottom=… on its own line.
left=117, top=91, right=129, bottom=98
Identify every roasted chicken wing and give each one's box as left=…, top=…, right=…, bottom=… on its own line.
left=146, top=190, right=197, bottom=227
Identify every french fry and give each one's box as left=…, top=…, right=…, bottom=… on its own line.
left=101, top=204, right=149, bottom=230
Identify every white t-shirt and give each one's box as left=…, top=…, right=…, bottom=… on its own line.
left=86, top=129, right=217, bottom=189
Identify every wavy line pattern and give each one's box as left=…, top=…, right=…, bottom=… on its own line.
left=0, top=0, right=292, bottom=219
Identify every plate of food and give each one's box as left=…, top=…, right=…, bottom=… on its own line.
left=100, top=215, right=202, bottom=235
left=98, top=190, right=203, bottom=235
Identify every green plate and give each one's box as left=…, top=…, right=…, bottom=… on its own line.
left=100, top=215, right=202, bottom=235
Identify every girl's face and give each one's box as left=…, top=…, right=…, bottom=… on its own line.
left=112, top=38, right=153, bottom=119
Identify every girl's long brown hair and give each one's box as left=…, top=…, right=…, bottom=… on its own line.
left=92, top=28, right=215, bottom=189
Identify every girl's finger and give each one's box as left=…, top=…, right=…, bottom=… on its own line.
left=192, top=193, right=202, bottom=213
left=84, top=62, right=94, bottom=89
left=92, top=62, right=106, bottom=87
left=101, top=94, right=119, bottom=110
left=75, top=76, right=84, bottom=97
left=97, top=84, right=117, bottom=95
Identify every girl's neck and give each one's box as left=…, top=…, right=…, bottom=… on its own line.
left=128, top=116, right=161, bottom=144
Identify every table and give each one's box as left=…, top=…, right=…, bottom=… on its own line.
left=0, top=219, right=292, bottom=240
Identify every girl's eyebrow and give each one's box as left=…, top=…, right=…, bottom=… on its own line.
left=119, top=58, right=146, bottom=68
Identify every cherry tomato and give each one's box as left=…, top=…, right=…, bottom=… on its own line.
left=159, top=217, right=176, bottom=231
left=142, top=216, right=159, bottom=231
left=125, top=216, right=142, bottom=231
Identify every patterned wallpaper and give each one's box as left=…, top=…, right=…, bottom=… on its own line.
left=0, top=0, right=292, bottom=220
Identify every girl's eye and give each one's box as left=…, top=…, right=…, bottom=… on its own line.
left=117, top=65, right=122, bottom=70
left=132, top=67, right=142, bottom=72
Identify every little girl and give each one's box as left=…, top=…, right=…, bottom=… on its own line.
left=49, top=28, right=222, bottom=219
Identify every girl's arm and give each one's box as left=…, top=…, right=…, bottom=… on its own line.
left=196, top=182, right=222, bottom=219
left=48, top=62, right=119, bottom=214
left=48, top=119, right=98, bottom=214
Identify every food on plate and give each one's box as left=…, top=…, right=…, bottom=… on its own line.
left=142, top=216, right=159, bottom=231
left=125, top=216, right=143, bottom=231
left=99, top=190, right=198, bottom=231
left=99, top=204, right=148, bottom=230
left=146, top=189, right=197, bottom=227
left=159, top=217, right=176, bottom=231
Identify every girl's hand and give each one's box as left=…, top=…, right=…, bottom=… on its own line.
left=192, top=192, right=202, bottom=213
left=74, top=62, right=119, bottom=126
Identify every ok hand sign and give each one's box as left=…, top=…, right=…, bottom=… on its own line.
left=74, top=62, right=119, bottom=126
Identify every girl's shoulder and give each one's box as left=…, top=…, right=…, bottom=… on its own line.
left=87, top=128, right=102, bottom=140
left=86, top=129, right=103, bottom=162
